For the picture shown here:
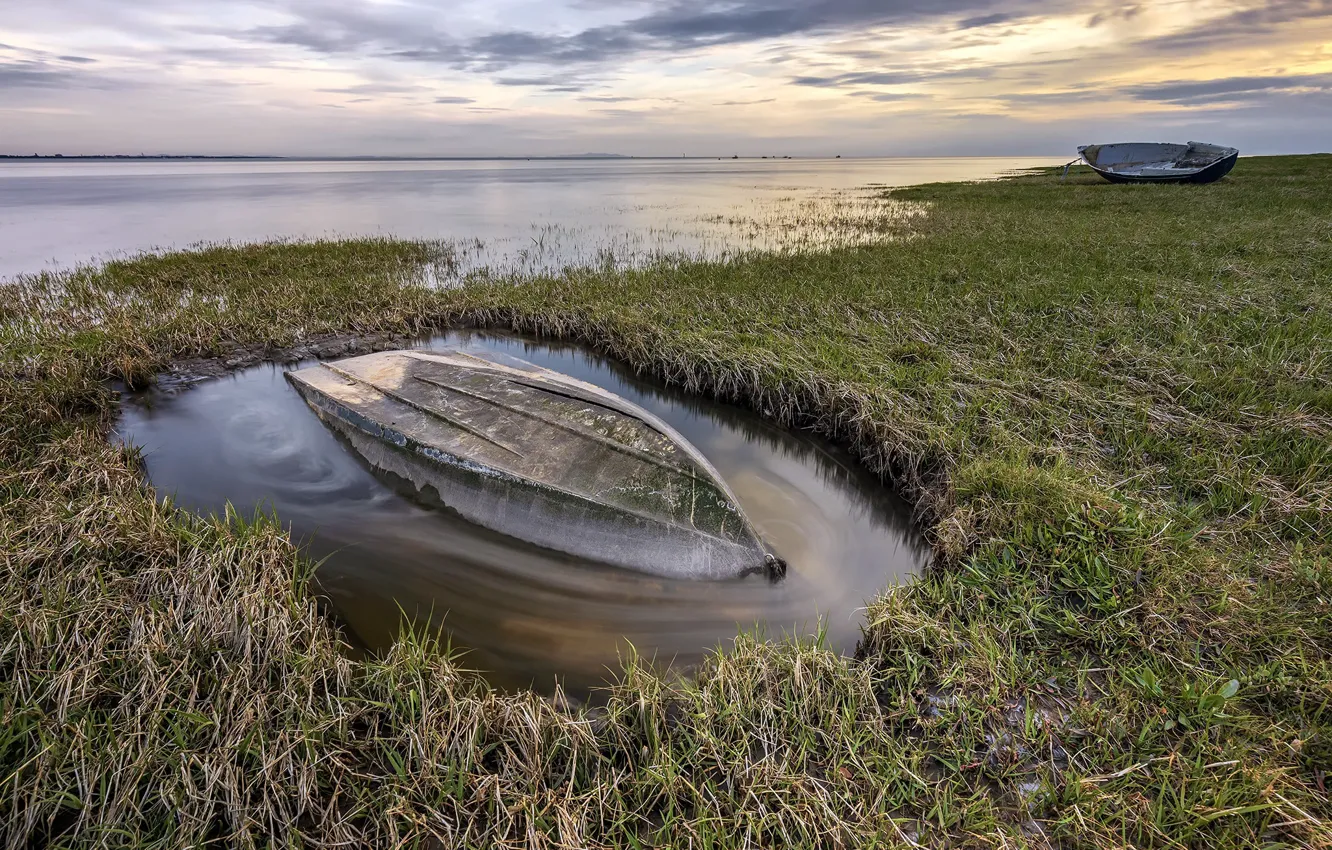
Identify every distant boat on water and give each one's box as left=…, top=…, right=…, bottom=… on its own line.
left=1075, top=141, right=1239, bottom=184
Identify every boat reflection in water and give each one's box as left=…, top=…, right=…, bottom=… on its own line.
left=116, top=331, right=929, bottom=695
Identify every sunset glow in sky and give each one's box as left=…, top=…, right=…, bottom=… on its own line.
left=3, top=0, right=1330, bottom=156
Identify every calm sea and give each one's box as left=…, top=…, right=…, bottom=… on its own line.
left=0, top=156, right=1062, bottom=280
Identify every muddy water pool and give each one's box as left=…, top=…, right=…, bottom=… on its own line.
left=115, top=331, right=928, bottom=694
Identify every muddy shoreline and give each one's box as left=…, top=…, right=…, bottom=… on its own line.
left=155, top=329, right=437, bottom=390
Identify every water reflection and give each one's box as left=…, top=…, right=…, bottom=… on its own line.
left=115, top=331, right=928, bottom=694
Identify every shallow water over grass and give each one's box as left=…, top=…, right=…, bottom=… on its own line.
left=115, top=330, right=927, bottom=693
left=0, top=156, right=1062, bottom=280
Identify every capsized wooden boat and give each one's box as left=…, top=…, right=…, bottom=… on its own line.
left=1077, top=141, right=1238, bottom=184
left=285, top=349, right=784, bottom=581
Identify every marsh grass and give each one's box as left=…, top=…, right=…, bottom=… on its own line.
left=2, top=156, right=1329, bottom=847
left=421, top=188, right=925, bottom=283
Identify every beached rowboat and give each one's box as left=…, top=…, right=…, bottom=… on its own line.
left=286, top=349, right=783, bottom=581
left=1076, top=141, right=1239, bottom=184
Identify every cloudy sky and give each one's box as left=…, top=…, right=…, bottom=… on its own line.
left=3, top=0, right=1330, bottom=157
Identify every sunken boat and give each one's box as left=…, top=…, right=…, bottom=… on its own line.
left=1076, top=141, right=1238, bottom=184
left=286, top=349, right=783, bottom=581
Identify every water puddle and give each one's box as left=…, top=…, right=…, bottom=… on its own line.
left=114, top=331, right=928, bottom=694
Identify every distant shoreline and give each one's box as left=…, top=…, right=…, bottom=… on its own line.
left=0, top=154, right=644, bottom=162
left=1, top=155, right=284, bottom=161
left=0, top=154, right=813, bottom=162
left=0, top=153, right=1077, bottom=163
left=4, top=153, right=1322, bottom=163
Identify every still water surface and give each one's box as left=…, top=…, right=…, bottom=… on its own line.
left=115, top=331, right=928, bottom=694
left=1, top=156, right=1061, bottom=279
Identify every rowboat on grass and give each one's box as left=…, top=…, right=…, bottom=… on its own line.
left=286, top=349, right=784, bottom=581
left=1074, top=141, right=1239, bottom=184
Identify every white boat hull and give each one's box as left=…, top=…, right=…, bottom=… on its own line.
left=1077, top=141, right=1238, bottom=184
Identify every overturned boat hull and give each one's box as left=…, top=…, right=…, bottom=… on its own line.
left=286, top=350, right=778, bottom=581
left=1078, top=141, right=1238, bottom=184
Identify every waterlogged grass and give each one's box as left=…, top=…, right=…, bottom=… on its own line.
left=2, top=156, right=1329, bottom=847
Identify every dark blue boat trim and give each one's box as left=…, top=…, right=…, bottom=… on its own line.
left=1090, top=151, right=1238, bottom=185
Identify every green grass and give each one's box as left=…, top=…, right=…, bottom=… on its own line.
left=2, top=156, right=1329, bottom=847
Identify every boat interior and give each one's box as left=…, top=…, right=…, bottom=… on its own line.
left=1079, top=141, right=1236, bottom=176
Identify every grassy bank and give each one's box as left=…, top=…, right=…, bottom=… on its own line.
left=2, top=156, right=1329, bottom=847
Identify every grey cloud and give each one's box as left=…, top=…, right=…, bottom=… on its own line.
left=244, top=0, right=1040, bottom=74
left=544, top=85, right=586, bottom=92
left=599, top=0, right=1039, bottom=50
left=794, top=64, right=990, bottom=88
left=318, top=83, right=425, bottom=95
left=250, top=23, right=365, bottom=54
left=715, top=97, right=776, bottom=105
left=496, top=76, right=569, bottom=86
left=1087, top=5, right=1140, bottom=27
left=435, top=96, right=476, bottom=104
left=0, top=58, right=125, bottom=89
left=1135, top=0, right=1331, bottom=52
left=850, top=90, right=927, bottom=101
left=578, top=95, right=638, bottom=102
left=994, top=88, right=1099, bottom=105
left=1125, top=73, right=1332, bottom=104
left=461, top=27, right=637, bottom=67
left=833, top=49, right=896, bottom=61
left=162, top=45, right=289, bottom=65
left=956, top=12, right=1014, bottom=28
left=793, top=70, right=925, bottom=87
left=0, top=60, right=76, bottom=87
left=241, top=3, right=442, bottom=57
left=58, top=55, right=97, bottom=63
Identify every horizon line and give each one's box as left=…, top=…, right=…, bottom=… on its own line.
left=0, top=152, right=1077, bottom=161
